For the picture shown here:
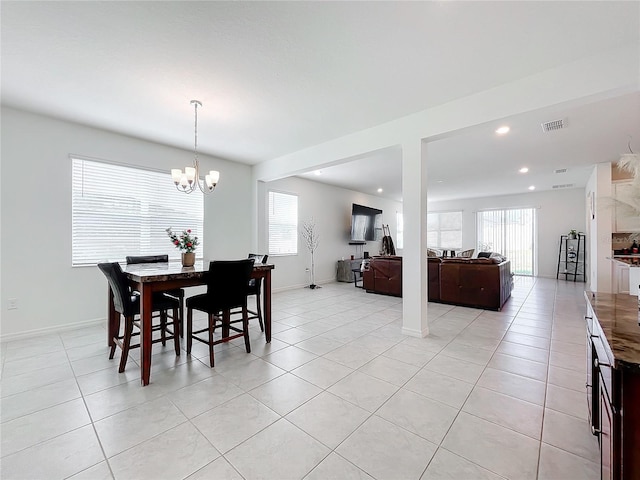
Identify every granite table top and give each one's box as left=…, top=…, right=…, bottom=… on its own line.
left=586, top=290, right=640, bottom=369
left=123, top=260, right=274, bottom=283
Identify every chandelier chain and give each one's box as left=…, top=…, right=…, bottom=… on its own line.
left=192, top=100, right=200, bottom=163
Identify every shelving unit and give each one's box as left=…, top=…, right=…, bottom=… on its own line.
left=556, top=233, right=586, bottom=282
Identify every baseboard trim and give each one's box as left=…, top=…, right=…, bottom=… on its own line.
left=0, top=317, right=105, bottom=343
left=401, top=326, right=430, bottom=338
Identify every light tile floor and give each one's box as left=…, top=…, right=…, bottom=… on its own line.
left=0, top=277, right=600, bottom=479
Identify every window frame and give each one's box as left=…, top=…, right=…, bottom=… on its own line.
left=267, top=189, right=299, bottom=257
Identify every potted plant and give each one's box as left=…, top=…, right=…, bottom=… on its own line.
left=568, top=229, right=578, bottom=240
left=300, top=218, right=319, bottom=289
left=166, top=227, right=199, bottom=267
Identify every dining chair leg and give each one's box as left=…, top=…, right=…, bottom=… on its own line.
left=109, top=313, right=121, bottom=359
left=255, top=291, right=264, bottom=332
left=119, top=316, right=134, bottom=373
left=172, top=307, right=180, bottom=356
left=179, top=295, right=184, bottom=338
left=221, top=310, right=230, bottom=339
left=160, top=310, right=167, bottom=346
left=186, top=308, right=193, bottom=355
left=243, top=306, right=251, bottom=353
left=208, top=313, right=215, bottom=368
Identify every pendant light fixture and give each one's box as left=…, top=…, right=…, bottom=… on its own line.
left=171, top=100, right=220, bottom=194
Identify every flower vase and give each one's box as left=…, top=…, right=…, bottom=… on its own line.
left=182, top=252, right=195, bottom=267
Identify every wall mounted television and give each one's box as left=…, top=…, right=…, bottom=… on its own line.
left=350, top=203, right=383, bottom=242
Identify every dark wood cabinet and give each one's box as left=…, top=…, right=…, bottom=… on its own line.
left=600, top=386, right=613, bottom=480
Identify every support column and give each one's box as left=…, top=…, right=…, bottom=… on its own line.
left=401, top=139, right=429, bottom=337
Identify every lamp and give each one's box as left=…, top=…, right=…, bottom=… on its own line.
left=171, top=100, right=220, bottom=194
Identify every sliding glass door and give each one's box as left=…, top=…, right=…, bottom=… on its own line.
left=476, top=208, right=536, bottom=276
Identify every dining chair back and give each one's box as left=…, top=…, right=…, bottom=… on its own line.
left=242, top=253, right=269, bottom=331
left=98, top=262, right=137, bottom=317
left=125, top=254, right=169, bottom=264
left=98, top=262, right=180, bottom=373
left=186, top=258, right=255, bottom=367
left=248, top=253, right=268, bottom=264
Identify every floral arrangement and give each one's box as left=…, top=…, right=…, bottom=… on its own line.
left=166, top=227, right=199, bottom=253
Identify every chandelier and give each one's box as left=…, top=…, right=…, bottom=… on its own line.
left=171, top=100, right=220, bottom=194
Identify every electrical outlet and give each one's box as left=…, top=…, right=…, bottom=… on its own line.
left=8, top=298, right=17, bottom=310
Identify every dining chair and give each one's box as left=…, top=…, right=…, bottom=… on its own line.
left=126, top=254, right=185, bottom=337
left=186, top=259, right=255, bottom=368
left=244, top=253, right=268, bottom=331
left=456, top=248, right=475, bottom=258
left=97, top=262, right=181, bottom=373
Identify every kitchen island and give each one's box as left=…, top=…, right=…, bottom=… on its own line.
left=585, top=291, right=640, bottom=480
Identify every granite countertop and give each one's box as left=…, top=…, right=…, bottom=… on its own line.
left=586, top=291, right=640, bottom=368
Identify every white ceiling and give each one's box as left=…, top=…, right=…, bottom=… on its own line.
left=298, top=92, right=640, bottom=202
left=2, top=1, right=639, bottom=202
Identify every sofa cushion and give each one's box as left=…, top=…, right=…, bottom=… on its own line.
left=489, top=252, right=507, bottom=263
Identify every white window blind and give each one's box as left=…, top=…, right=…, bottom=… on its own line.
left=476, top=207, right=535, bottom=275
left=427, top=211, right=462, bottom=249
left=72, top=157, right=204, bottom=266
left=268, top=191, right=298, bottom=256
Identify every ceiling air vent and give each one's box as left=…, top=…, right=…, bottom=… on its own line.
left=552, top=183, right=575, bottom=189
left=554, top=168, right=568, bottom=174
left=541, top=118, right=566, bottom=132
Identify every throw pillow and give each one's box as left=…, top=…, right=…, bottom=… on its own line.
left=489, top=252, right=507, bottom=263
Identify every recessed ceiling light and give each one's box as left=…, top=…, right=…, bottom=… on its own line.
left=313, top=170, right=322, bottom=176
left=377, top=188, right=383, bottom=193
left=519, top=167, right=529, bottom=173
left=528, top=185, right=536, bottom=191
left=496, top=126, right=510, bottom=135
left=437, top=180, right=444, bottom=183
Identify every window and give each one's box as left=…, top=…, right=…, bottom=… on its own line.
left=72, top=157, right=204, bottom=266
left=396, top=211, right=404, bottom=249
left=268, top=191, right=298, bottom=255
left=476, top=207, right=535, bottom=275
left=427, top=211, right=462, bottom=249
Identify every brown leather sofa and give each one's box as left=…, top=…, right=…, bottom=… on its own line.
left=437, top=257, right=512, bottom=310
left=364, top=255, right=512, bottom=311
left=363, top=256, right=402, bottom=297
left=428, top=257, right=442, bottom=302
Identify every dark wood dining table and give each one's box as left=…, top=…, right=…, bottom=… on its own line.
left=107, top=260, right=274, bottom=386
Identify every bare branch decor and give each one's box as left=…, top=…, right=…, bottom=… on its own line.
left=301, top=218, right=319, bottom=289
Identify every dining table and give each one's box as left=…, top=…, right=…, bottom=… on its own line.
left=107, top=260, right=274, bottom=386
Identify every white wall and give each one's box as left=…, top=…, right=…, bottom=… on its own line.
left=428, top=188, right=586, bottom=279
left=1, top=107, right=253, bottom=339
left=257, top=176, right=402, bottom=291
left=586, top=163, right=613, bottom=293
